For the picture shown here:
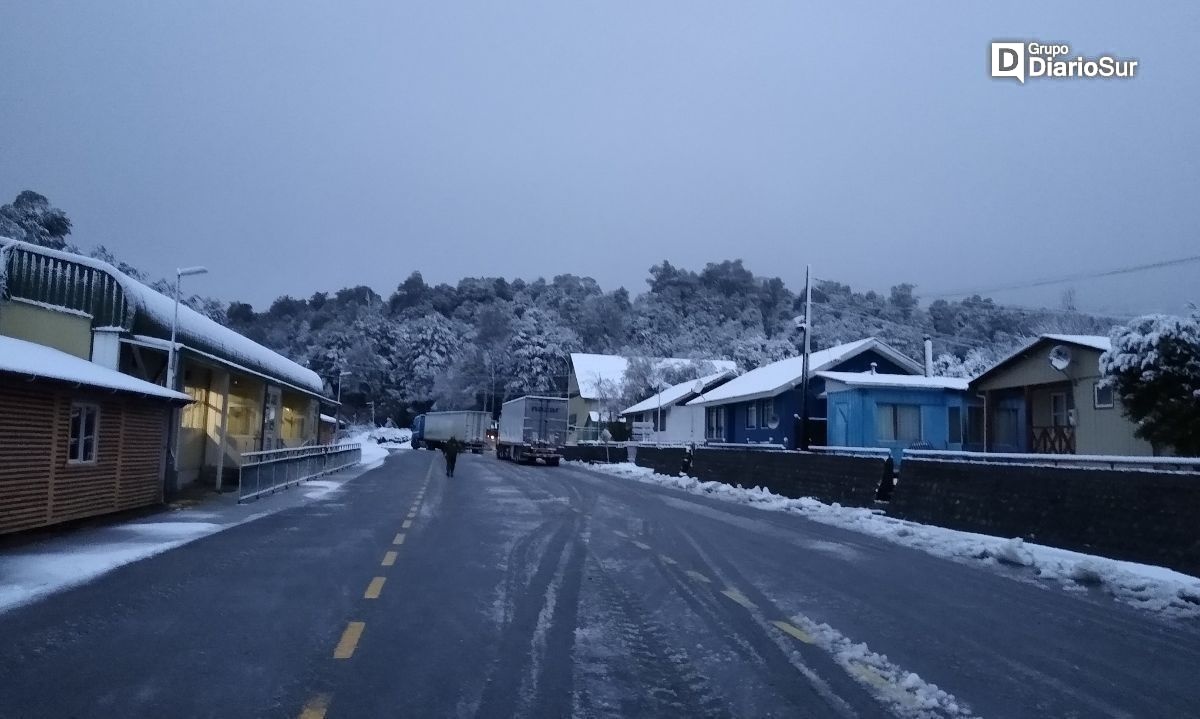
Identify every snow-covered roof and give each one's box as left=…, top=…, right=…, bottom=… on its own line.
left=569, top=352, right=737, bottom=400
left=0, top=335, right=191, bottom=401
left=1041, top=334, right=1112, bottom=353
left=620, top=369, right=735, bottom=416
left=319, top=413, right=337, bottom=423
left=687, top=338, right=923, bottom=406
left=1, top=239, right=326, bottom=396
left=817, top=371, right=970, bottom=392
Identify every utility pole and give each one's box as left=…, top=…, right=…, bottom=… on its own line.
left=799, top=264, right=813, bottom=451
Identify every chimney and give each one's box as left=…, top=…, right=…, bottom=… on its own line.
left=869, top=362, right=878, bottom=375
left=923, top=334, right=933, bottom=377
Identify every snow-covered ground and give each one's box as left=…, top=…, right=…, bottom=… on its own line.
left=340, top=426, right=411, bottom=468
left=573, top=462, right=1200, bottom=620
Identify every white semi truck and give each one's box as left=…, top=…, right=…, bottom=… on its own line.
left=497, top=396, right=568, bottom=465
left=410, top=410, right=490, bottom=453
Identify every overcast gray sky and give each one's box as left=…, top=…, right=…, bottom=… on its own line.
left=2, top=2, right=1197, bottom=315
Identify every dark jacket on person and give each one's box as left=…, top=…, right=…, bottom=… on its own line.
left=443, top=438, right=461, bottom=459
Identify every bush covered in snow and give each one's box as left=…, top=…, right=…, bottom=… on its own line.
left=1101, top=311, right=1200, bottom=455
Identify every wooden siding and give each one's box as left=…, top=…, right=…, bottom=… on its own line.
left=0, top=380, right=170, bottom=534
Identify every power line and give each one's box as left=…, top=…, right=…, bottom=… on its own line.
left=922, top=254, right=1200, bottom=299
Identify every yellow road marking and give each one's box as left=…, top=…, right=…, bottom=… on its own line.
left=298, top=693, right=330, bottom=719
left=364, top=577, right=386, bottom=599
left=382, top=551, right=398, bottom=566
left=613, top=530, right=629, bottom=539
left=402, top=519, right=413, bottom=529
left=721, top=587, right=757, bottom=610
left=847, top=662, right=893, bottom=693
left=659, top=555, right=678, bottom=565
left=333, top=621, right=365, bottom=659
left=772, top=620, right=816, bottom=644
left=685, top=570, right=711, bottom=584
left=632, top=541, right=651, bottom=551
left=393, top=533, right=406, bottom=545
left=407, top=510, right=418, bottom=518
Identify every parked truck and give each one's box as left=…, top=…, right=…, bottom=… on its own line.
left=497, top=396, right=568, bottom=465
left=410, top=410, right=490, bottom=453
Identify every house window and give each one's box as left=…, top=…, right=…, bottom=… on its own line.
left=1094, top=382, right=1114, bottom=409
left=706, top=407, right=725, bottom=440
left=761, top=398, right=779, bottom=429
left=948, top=406, right=962, bottom=444
left=1050, top=392, right=1068, bottom=426
left=68, top=404, right=99, bottom=463
left=876, top=403, right=922, bottom=443
left=746, top=400, right=758, bottom=429
left=654, top=410, right=667, bottom=432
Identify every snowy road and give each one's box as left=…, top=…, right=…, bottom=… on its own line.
left=1, top=450, right=1198, bottom=718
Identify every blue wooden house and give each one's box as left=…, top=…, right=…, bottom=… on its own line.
left=818, top=371, right=982, bottom=460
left=686, top=338, right=924, bottom=448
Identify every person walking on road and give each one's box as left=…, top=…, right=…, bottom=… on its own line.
left=443, top=436, right=461, bottom=477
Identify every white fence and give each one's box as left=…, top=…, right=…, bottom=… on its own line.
left=902, top=448, right=1200, bottom=473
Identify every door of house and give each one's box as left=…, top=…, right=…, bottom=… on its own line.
left=262, top=385, right=282, bottom=451
left=831, top=403, right=849, bottom=446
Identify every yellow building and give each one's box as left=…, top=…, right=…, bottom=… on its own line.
left=0, top=239, right=332, bottom=493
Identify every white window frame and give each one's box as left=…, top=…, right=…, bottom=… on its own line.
left=877, top=403, right=923, bottom=443
left=745, top=400, right=758, bottom=429
left=68, top=403, right=100, bottom=464
left=1093, top=382, right=1115, bottom=409
left=761, top=398, right=779, bottom=429
left=1050, top=392, right=1069, bottom=426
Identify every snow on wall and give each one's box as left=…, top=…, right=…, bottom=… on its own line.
left=1, top=239, right=325, bottom=395
left=0, top=335, right=191, bottom=401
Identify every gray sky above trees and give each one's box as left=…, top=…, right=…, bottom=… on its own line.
left=1, top=2, right=1197, bottom=314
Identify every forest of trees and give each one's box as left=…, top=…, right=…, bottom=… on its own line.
left=2, top=191, right=1116, bottom=426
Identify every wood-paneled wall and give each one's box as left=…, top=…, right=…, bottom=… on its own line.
left=0, top=380, right=170, bottom=534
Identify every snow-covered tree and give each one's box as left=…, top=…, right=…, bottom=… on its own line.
left=931, top=348, right=996, bottom=379
left=0, top=191, right=72, bottom=249
left=504, top=308, right=578, bottom=396
left=1100, top=311, right=1200, bottom=455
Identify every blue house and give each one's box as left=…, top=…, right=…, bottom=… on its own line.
left=687, top=338, right=924, bottom=448
left=819, top=371, right=982, bottom=461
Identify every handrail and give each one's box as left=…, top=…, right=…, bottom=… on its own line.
left=903, top=448, right=1200, bottom=472
left=811, top=445, right=894, bottom=458
left=238, top=443, right=363, bottom=501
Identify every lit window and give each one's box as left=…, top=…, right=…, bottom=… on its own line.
left=1094, top=382, right=1115, bottom=409
left=746, top=401, right=758, bottom=429
left=69, top=404, right=99, bottom=463
left=762, top=398, right=779, bottom=428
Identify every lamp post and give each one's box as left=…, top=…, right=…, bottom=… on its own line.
left=166, top=266, right=208, bottom=391
left=335, top=370, right=351, bottom=438
left=796, top=264, right=813, bottom=451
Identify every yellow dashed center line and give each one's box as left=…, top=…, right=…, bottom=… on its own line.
left=333, top=621, right=365, bottom=659
left=632, top=540, right=651, bottom=551
left=613, top=530, right=629, bottom=539
left=721, top=587, right=757, bottom=610
left=772, top=620, right=817, bottom=644
left=685, top=570, right=712, bottom=584
left=659, top=555, right=678, bottom=565
left=402, top=519, right=413, bottom=529
left=364, top=577, right=386, bottom=599
left=297, top=693, right=330, bottom=719
left=381, top=551, right=398, bottom=566
left=393, top=533, right=406, bottom=545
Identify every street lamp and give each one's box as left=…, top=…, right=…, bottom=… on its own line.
left=166, top=266, right=208, bottom=390
left=335, top=370, right=351, bottom=437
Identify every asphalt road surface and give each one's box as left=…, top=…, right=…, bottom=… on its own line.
left=1, top=450, right=1199, bottom=718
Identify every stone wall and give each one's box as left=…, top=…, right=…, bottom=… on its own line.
left=689, top=447, right=885, bottom=507
left=561, top=445, right=628, bottom=464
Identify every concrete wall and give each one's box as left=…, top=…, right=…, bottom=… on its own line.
left=889, top=459, right=1200, bottom=575
left=690, top=447, right=885, bottom=507
left=632, top=446, right=689, bottom=476
left=561, top=444, right=628, bottom=463
left=0, top=300, right=92, bottom=359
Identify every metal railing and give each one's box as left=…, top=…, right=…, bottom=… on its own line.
left=903, top=448, right=1200, bottom=473
left=810, top=445, right=894, bottom=459
left=238, top=443, right=362, bottom=502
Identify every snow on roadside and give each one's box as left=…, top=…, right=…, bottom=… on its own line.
left=572, top=462, right=1200, bottom=619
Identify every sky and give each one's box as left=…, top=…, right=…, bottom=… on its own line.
left=1, top=2, right=1197, bottom=315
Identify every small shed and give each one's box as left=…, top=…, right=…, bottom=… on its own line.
left=819, top=371, right=979, bottom=460
left=0, top=335, right=191, bottom=533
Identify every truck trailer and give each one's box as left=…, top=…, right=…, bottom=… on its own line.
left=410, top=410, right=490, bottom=453
left=497, top=396, right=568, bottom=465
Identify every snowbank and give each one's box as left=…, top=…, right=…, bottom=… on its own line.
left=340, top=426, right=411, bottom=468
left=574, top=462, right=1200, bottom=619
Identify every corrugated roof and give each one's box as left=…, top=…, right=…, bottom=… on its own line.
left=0, top=335, right=191, bottom=401
left=687, top=338, right=923, bottom=406
left=570, top=352, right=737, bottom=400
left=620, top=369, right=735, bottom=416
